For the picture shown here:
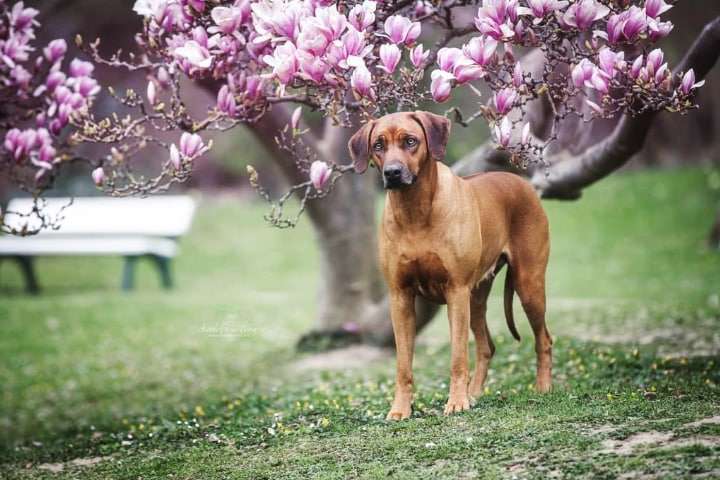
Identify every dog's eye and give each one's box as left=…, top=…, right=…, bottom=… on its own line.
left=373, top=141, right=384, bottom=151
left=405, top=137, right=418, bottom=147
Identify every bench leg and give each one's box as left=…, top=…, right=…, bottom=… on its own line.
left=14, top=256, right=40, bottom=295
left=122, top=256, right=139, bottom=291
left=150, top=255, right=173, bottom=289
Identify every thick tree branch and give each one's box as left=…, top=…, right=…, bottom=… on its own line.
left=532, top=16, right=720, bottom=199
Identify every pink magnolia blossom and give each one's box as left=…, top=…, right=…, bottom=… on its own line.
left=349, top=58, right=373, bottom=98
left=91, top=167, right=105, bottom=186
left=384, top=15, right=421, bottom=46
left=251, top=1, right=304, bottom=42
left=562, top=0, right=609, bottom=31
left=348, top=0, right=376, bottom=31
left=493, top=117, right=512, bottom=148
left=69, top=59, right=95, bottom=78
left=298, top=53, right=330, bottom=83
left=430, top=70, right=454, bottom=103
left=10, top=1, right=38, bottom=31
left=436, top=47, right=464, bottom=73
left=326, top=27, right=370, bottom=69
left=379, top=43, right=401, bottom=74
left=653, top=63, right=669, bottom=85
left=210, top=5, right=247, bottom=35
left=43, top=39, right=67, bottom=64
left=474, top=0, right=526, bottom=40
left=174, top=40, right=212, bottom=70
left=263, top=42, right=299, bottom=85
left=680, top=69, right=705, bottom=95
left=602, top=6, right=648, bottom=43
left=646, top=48, right=664, bottom=76
left=312, top=5, right=348, bottom=42
left=409, top=44, right=429, bottom=68
left=310, top=160, right=331, bottom=190
left=590, top=70, right=609, bottom=94
left=454, top=63, right=485, bottom=84
left=571, top=59, right=596, bottom=88
left=147, top=80, right=158, bottom=105
left=493, top=87, right=517, bottom=114
left=512, top=62, right=524, bottom=88
left=297, top=20, right=332, bottom=56
left=463, top=36, right=497, bottom=67
left=290, top=106, right=302, bottom=130
left=169, top=144, right=181, bottom=169
left=133, top=0, right=168, bottom=18
left=528, top=0, right=568, bottom=20
left=179, top=132, right=207, bottom=159
left=521, top=122, right=531, bottom=145
left=217, top=84, right=237, bottom=116
left=645, top=0, right=672, bottom=18
left=598, top=47, right=624, bottom=78
left=648, top=19, right=673, bottom=42
left=630, top=55, right=644, bottom=80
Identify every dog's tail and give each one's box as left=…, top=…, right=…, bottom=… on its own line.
left=504, top=266, right=521, bottom=342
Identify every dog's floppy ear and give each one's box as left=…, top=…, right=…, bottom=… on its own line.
left=413, top=111, right=451, bottom=161
left=348, top=120, right=376, bottom=173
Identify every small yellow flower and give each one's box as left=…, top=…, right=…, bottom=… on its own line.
left=195, top=405, right=205, bottom=417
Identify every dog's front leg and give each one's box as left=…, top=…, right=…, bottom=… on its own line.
left=387, top=288, right=416, bottom=421
left=445, top=286, right=471, bottom=415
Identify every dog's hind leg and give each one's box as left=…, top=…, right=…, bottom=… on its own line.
left=513, top=263, right=552, bottom=393
left=468, top=280, right=494, bottom=400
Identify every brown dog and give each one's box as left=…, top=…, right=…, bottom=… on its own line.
left=348, top=111, right=552, bottom=420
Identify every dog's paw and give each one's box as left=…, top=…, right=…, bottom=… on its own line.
left=443, top=395, right=470, bottom=415
left=386, top=405, right=412, bottom=421
left=467, top=378, right=487, bottom=400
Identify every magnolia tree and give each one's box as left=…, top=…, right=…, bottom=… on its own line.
left=1, top=0, right=718, bottom=346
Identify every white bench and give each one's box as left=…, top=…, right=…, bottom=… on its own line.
left=0, top=196, right=196, bottom=293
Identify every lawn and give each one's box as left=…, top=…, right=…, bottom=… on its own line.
left=1, top=167, right=719, bottom=479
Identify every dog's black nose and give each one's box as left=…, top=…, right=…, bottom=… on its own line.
left=383, top=164, right=403, bottom=181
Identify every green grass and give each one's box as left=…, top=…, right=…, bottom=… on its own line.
left=1, top=167, right=719, bottom=479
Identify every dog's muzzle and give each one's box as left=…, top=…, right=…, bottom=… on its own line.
left=383, top=163, right=416, bottom=189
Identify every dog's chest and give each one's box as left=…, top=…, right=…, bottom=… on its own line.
left=395, top=251, right=450, bottom=304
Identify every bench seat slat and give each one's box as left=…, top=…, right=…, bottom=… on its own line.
left=4, top=196, right=196, bottom=237
left=0, top=236, right=177, bottom=257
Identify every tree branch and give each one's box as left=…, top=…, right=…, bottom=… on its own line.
left=531, top=16, right=720, bottom=199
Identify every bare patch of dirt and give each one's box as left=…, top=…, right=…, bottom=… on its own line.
left=600, top=431, right=674, bottom=455
left=586, top=424, right=620, bottom=436
left=684, top=415, right=720, bottom=429
left=667, top=436, right=720, bottom=449
left=601, top=430, right=720, bottom=456
left=37, top=456, right=108, bottom=473
left=571, top=324, right=720, bottom=358
left=293, top=345, right=391, bottom=371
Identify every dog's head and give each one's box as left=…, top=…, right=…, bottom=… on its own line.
left=348, top=111, right=451, bottom=190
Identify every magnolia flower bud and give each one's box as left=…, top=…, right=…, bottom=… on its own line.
left=91, top=167, right=105, bottom=186
left=410, top=44, right=429, bottom=69
left=147, top=80, right=157, bottom=105
left=379, top=43, right=402, bottom=74
left=430, top=70, right=454, bottom=103
left=384, top=15, right=421, bottom=46
left=493, top=88, right=518, bottom=115
left=169, top=144, right=181, bottom=169
left=291, top=106, right=302, bottom=130
left=310, top=160, right=331, bottom=190
left=680, top=69, right=705, bottom=95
